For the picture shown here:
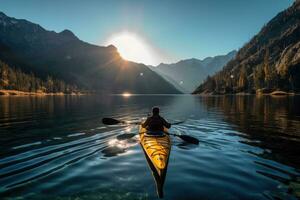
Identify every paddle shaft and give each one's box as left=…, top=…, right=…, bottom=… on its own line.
left=103, top=117, right=199, bottom=144
left=102, top=117, right=184, bottom=126
left=125, top=131, right=199, bottom=145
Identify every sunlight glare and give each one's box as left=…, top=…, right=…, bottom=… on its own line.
left=108, top=139, right=118, bottom=146
left=126, top=127, right=131, bottom=132
left=122, top=92, right=131, bottom=97
left=105, top=32, right=157, bottom=65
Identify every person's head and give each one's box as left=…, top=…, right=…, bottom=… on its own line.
left=152, top=106, right=160, bottom=115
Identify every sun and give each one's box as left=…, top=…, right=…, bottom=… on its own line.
left=105, top=31, right=156, bottom=65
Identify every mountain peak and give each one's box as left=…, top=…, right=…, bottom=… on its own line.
left=152, top=50, right=236, bottom=93
left=185, top=58, right=199, bottom=62
left=227, top=50, right=237, bottom=55
left=59, top=29, right=77, bottom=39
left=0, top=12, right=7, bottom=18
left=106, top=44, right=117, bottom=50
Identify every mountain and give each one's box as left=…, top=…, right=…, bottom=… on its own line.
left=0, top=12, right=180, bottom=94
left=149, top=51, right=236, bottom=93
left=194, top=0, right=300, bottom=95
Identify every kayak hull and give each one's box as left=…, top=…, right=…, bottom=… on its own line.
left=141, top=146, right=167, bottom=198
left=139, top=126, right=171, bottom=176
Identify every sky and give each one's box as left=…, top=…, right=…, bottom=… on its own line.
left=0, top=0, right=295, bottom=65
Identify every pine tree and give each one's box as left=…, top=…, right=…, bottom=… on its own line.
left=0, top=62, right=9, bottom=88
left=0, top=60, right=80, bottom=93
left=46, top=76, right=54, bottom=92
left=289, top=75, right=294, bottom=91
left=238, top=65, right=248, bottom=91
left=263, top=48, right=271, bottom=89
left=254, top=64, right=265, bottom=90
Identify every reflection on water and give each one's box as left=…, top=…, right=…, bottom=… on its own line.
left=0, top=95, right=300, bottom=199
left=200, top=96, right=300, bottom=168
left=102, top=137, right=138, bottom=157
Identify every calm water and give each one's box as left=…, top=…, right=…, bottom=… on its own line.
left=0, top=95, right=300, bottom=200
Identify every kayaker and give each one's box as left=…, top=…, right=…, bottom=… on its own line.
left=142, top=107, right=171, bottom=135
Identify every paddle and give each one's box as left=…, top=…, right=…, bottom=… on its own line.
left=116, top=132, right=199, bottom=145
left=102, top=118, right=141, bottom=125
left=102, top=117, right=185, bottom=126
left=102, top=117, right=199, bottom=145
left=170, top=134, right=199, bottom=145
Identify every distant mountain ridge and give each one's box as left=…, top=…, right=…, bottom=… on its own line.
left=149, top=50, right=236, bottom=93
left=194, top=0, right=300, bottom=94
left=0, top=12, right=180, bottom=94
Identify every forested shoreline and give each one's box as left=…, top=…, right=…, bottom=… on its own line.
left=194, top=47, right=299, bottom=95
left=193, top=1, right=300, bottom=95
left=0, top=60, right=82, bottom=95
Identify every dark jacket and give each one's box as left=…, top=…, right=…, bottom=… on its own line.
left=141, top=115, right=171, bottom=131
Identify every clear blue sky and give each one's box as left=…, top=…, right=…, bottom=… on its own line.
left=0, top=0, right=294, bottom=63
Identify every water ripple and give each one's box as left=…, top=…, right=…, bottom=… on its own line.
left=1, top=95, right=300, bottom=199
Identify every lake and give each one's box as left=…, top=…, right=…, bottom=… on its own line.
left=0, top=95, right=300, bottom=200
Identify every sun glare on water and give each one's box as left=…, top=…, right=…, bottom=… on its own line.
left=105, top=32, right=157, bottom=65
left=122, top=92, right=132, bottom=97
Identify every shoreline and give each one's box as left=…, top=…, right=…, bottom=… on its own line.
left=0, top=89, right=85, bottom=96
left=1, top=89, right=299, bottom=97
left=194, top=90, right=299, bottom=96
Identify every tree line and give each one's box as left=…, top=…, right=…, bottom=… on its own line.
left=194, top=48, right=300, bottom=94
left=0, top=60, right=80, bottom=93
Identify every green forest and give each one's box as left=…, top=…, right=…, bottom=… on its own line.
left=195, top=47, right=300, bottom=95
left=0, top=60, right=79, bottom=93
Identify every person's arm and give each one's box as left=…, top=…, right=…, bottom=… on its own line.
left=141, top=117, right=150, bottom=128
left=162, top=118, right=171, bottom=129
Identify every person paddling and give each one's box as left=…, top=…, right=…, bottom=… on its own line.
left=141, top=107, right=171, bottom=136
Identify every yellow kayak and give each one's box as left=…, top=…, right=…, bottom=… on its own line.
left=139, top=125, right=171, bottom=176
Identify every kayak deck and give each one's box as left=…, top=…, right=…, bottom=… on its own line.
left=139, top=126, right=171, bottom=176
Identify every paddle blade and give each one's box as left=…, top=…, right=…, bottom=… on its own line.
left=116, top=133, right=136, bottom=140
left=178, top=135, right=199, bottom=145
left=171, top=121, right=185, bottom=125
left=102, top=118, right=121, bottom=125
